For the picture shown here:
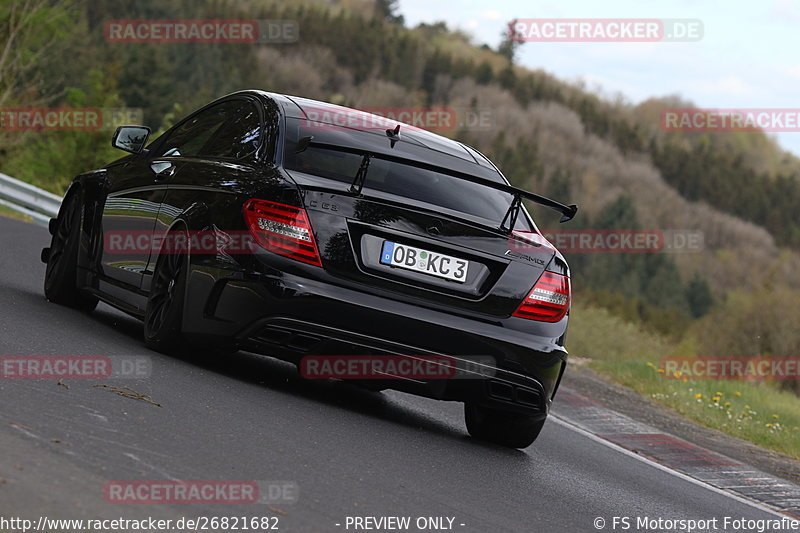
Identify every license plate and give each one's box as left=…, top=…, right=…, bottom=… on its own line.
left=380, top=241, right=469, bottom=283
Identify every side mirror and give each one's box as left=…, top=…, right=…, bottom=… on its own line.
left=112, top=125, right=151, bottom=154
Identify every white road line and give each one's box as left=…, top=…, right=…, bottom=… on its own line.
left=9, top=422, right=41, bottom=440
left=123, top=452, right=180, bottom=481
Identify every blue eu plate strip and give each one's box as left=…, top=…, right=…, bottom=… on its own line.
left=380, top=241, right=395, bottom=264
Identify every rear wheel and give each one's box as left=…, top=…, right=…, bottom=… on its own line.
left=44, top=191, right=98, bottom=312
left=144, top=230, right=188, bottom=353
left=464, top=403, right=546, bottom=449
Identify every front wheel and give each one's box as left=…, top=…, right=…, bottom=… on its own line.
left=464, top=403, right=546, bottom=449
left=43, top=191, right=98, bottom=312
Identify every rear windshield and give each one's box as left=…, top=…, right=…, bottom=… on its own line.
left=283, top=144, right=532, bottom=230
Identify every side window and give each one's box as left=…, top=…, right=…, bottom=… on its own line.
left=260, top=102, right=280, bottom=162
left=201, top=101, right=262, bottom=159
left=153, top=100, right=245, bottom=158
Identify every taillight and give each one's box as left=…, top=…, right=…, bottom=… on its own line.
left=243, top=199, right=322, bottom=267
left=512, top=271, right=570, bottom=322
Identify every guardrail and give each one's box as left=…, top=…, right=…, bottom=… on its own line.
left=0, top=173, right=63, bottom=227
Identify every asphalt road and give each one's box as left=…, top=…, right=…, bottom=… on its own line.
left=0, top=216, right=787, bottom=533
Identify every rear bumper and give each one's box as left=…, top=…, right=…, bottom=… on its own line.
left=183, top=266, right=568, bottom=415
left=238, top=317, right=553, bottom=416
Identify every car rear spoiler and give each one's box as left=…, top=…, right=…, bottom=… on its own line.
left=298, top=138, right=579, bottom=232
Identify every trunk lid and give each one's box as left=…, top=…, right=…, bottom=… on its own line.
left=287, top=170, right=556, bottom=317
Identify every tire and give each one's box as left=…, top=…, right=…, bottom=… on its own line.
left=464, top=403, right=546, bottom=449
left=143, top=229, right=188, bottom=353
left=44, top=191, right=98, bottom=312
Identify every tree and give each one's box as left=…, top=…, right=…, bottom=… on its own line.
left=0, top=0, right=75, bottom=148
left=375, top=0, right=404, bottom=24
left=685, top=275, right=714, bottom=318
left=497, top=19, right=522, bottom=64
left=475, top=61, right=493, bottom=85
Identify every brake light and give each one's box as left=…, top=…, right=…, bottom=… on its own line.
left=513, top=271, right=570, bottom=322
left=243, top=199, right=322, bottom=267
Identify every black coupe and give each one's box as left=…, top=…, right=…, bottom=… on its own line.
left=42, top=91, right=577, bottom=448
